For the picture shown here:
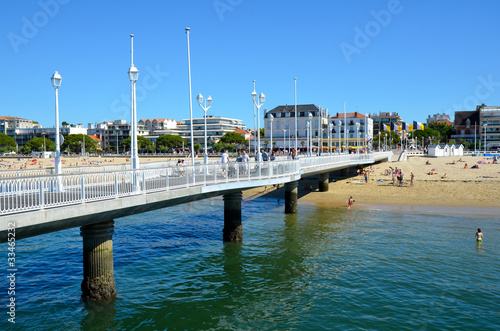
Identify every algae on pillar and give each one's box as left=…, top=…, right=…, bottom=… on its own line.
left=285, top=180, right=299, bottom=214
left=80, top=220, right=116, bottom=302
left=318, top=172, right=329, bottom=192
left=223, top=191, right=243, bottom=242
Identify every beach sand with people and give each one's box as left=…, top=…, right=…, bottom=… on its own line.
left=244, top=154, right=500, bottom=208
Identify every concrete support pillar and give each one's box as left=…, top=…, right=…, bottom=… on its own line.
left=80, top=220, right=116, bottom=302
left=223, top=191, right=243, bottom=242
left=318, top=173, right=329, bottom=192
left=341, top=167, right=350, bottom=177
left=285, top=180, right=299, bottom=214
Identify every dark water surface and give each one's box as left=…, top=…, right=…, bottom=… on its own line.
left=1, top=197, right=499, bottom=330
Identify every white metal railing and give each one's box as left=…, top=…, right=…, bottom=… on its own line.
left=0, top=152, right=391, bottom=215
left=0, top=159, right=300, bottom=215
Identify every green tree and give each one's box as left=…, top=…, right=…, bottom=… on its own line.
left=213, top=142, right=235, bottom=152
left=220, top=132, right=246, bottom=145
left=21, top=137, right=55, bottom=153
left=373, top=131, right=401, bottom=148
left=121, top=136, right=152, bottom=152
left=259, top=128, right=264, bottom=138
left=156, top=135, right=185, bottom=150
left=0, top=133, right=16, bottom=148
left=427, top=122, right=455, bottom=143
left=61, top=134, right=99, bottom=153
left=193, top=143, right=202, bottom=152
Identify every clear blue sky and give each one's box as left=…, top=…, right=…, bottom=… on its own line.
left=2, top=0, right=500, bottom=129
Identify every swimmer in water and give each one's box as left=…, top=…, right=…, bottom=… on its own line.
left=475, top=228, right=483, bottom=242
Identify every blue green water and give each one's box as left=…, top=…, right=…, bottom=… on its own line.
left=1, top=198, right=499, bottom=330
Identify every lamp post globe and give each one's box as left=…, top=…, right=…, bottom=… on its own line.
left=197, top=93, right=213, bottom=164
left=251, top=83, right=265, bottom=160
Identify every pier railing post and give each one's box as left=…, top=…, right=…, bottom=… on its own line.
left=80, top=220, right=116, bottom=302
left=223, top=191, right=243, bottom=242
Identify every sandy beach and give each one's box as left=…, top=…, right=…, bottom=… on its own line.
left=244, top=154, right=500, bottom=208
left=2, top=153, right=499, bottom=208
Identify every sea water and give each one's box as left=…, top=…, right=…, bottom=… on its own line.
left=1, top=198, right=499, bottom=330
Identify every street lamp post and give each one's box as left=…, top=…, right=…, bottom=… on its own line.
left=116, top=129, right=120, bottom=155
left=251, top=81, right=265, bottom=160
left=306, top=121, right=310, bottom=157
left=294, top=77, right=297, bottom=152
left=328, top=123, right=333, bottom=155
left=196, top=93, right=212, bottom=164
left=308, top=112, right=313, bottom=156
left=269, top=114, right=274, bottom=155
left=338, top=120, right=342, bottom=154
left=50, top=71, right=62, bottom=177
left=483, top=123, right=488, bottom=153
left=356, top=122, right=360, bottom=154
left=283, top=129, right=288, bottom=154
left=474, top=121, right=477, bottom=153
left=128, top=34, right=139, bottom=171
left=185, top=27, right=195, bottom=166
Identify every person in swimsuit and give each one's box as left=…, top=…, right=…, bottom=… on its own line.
left=348, top=196, right=355, bottom=208
left=475, top=228, right=483, bottom=241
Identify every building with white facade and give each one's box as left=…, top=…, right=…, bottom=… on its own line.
left=264, top=104, right=328, bottom=152
left=427, top=113, right=452, bottom=125
left=176, top=116, right=245, bottom=146
left=329, top=112, right=373, bottom=151
left=87, top=120, right=148, bottom=152
left=0, top=116, right=88, bottom=148
left=139, top=118, right=177, bottom=135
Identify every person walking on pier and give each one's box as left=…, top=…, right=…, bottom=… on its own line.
left=221, top=149, right=229, bottom=164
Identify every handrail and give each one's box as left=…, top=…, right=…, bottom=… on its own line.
left=0, top=152, right=391, bottom=215
left=0, top=159, right=300, bottom=215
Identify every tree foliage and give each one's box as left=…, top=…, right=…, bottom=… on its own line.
left=156, top=135, right=185, bottom=150
left=213, top=142, right=236, bottom=152
left=427, top=123, right=455, bottom=143
left=0, top=133, right=16, bottom=147
left=21, top=137, right=55, bottom=153
left=121, top=136, right=152, bottom=151
left=61, top=134, right=99, bottom=153
left=220, top=132, right=246, bottom=145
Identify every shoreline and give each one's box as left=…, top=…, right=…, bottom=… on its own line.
left=243, top=154, right=500, bottom=209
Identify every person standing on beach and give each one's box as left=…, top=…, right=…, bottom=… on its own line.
left=364, top=170, right=369, bottom=183
left=476, top=228, right=484, bottom=241
left=348, top=196, right=355, bottom=208
left=410, top=172, right=415, bottom=187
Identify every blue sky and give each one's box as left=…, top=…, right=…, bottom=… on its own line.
left=1, top=0, right=500, bottom=129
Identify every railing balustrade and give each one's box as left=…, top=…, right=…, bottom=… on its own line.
left=0, top=152, right=391, bottom=215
